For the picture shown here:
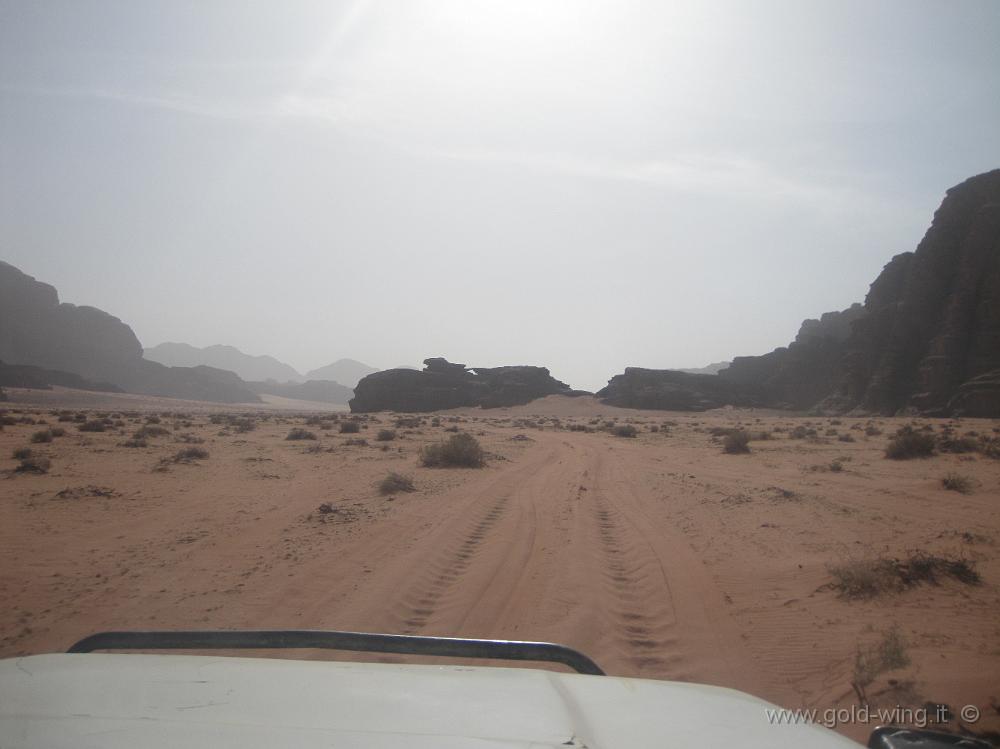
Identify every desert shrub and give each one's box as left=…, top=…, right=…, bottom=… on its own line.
left=838, top=433, right=855, bottom=443
left=941, top=472, right=972, bottom=493
left=379, top=472, right=416, bottom=495
left=568, top=424, right=591, bottom=432
left=12, top=447, right=33, bottom=460
left=829, top=552, right=979, bottom=599
left=232, top=417, right=256, bottom=433
left=789, top=425, right=816, bottom=439
left=145, top=415, right=161, bottom=424
left=340, top=421, right=361, bottom=434
left=420, top=433, right=485, bottom=468
left=286, top=428, right=317, bottom=441
left=884, top=427, right=936, bottom=459
left=979, top=437, right=1000, bottom=459
left=612, top=424, right=638, bottom=438
left=120, top=438, right=147, bottom=448
left=723, top=430, right=751, bottom=454
left=134, top=425, right=170, bottom=439
left=78, top=420, right=106, bottom=433
left=852, top=626, right=910, bottom=704
left=176, top=433, right=204, bottom=444
left=50, top=427, right=65, bottom=437
left=344, top=437, right=368, bottom=446
left=30, top=430, right=53, bottom=443
left=829, top=460, right=844, bottom=472
left=376, top=429, right=396, bottom=442
left=864, top=424, right=883, bottom=437
left=15, top=455, right=51, bottom=474
left=937, top=435, right=978, bottom=454
left=174, top=447, right=209, bottom=462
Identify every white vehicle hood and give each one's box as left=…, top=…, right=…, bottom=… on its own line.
left=0, top=653, right=860, bottom=748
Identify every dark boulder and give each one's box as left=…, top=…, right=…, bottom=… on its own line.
left=350, top=358, right=580, bottom=412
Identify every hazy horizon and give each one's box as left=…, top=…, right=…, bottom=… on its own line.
left=3, top=1, right=999, bottom=392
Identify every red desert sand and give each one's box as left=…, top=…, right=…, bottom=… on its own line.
left=1, top=388, right=998, bottom=743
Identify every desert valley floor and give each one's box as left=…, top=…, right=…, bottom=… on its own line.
left=1, top=388, right=998, bottom=743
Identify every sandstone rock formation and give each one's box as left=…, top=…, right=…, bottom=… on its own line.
left=0, top=261, right=260, bottom=403
left=827, top=170, right=1000, bottom=416
left=350, top=358, right=583, bottom=412
left=0, top=360, right=122, bottom=393
left=599, top=169, right=1000, bottom=416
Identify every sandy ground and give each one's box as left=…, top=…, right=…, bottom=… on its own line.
left=1, top=389, right=998, bottom=744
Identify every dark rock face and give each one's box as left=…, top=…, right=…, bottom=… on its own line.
left=599, top=304, right=866, bottom=411
left=0, top=359, right=123, bottom=392
left=597, top=368, right=767, bottom=411
left=829, top=170, right=1000, bottom=415
left=248, top=379, right=354, bottom=405
left=599, top=170, right=1000, bottom=416
left=719, top=303, right=867, bottom=410
left=350, top=358, right=581, bottom=412
left=0, top=261, right=259, bottom=403
left=947, top=369, right=1000, bottom=417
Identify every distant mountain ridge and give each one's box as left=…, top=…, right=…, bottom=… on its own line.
left=144, top=342, right=302, bottom=383
left=305, top=359, right=378, bottom=389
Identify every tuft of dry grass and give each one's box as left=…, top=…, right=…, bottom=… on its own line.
left=829, top=551, right=980, bottom=599
left=379, top=472, right=415, bottom=495
left=852, top=626, right=910, bottom=704
left=941, top=472, right=972, bottom=494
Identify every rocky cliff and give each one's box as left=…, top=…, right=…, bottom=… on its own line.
left=350, top=357, right=583, bottom=412
left=0, top=261, right=260, bottom=403
left=826, top=170, right=1000, bottom=416
left=599, top=169, right=1000, bottom=416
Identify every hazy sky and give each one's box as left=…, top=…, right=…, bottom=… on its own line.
left=2, top=1, right=999, bottom=391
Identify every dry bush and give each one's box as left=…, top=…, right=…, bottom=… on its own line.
left=376, top=429, right=396, bottom=442
left=379, top=472, right=416, bottom=495
left=174, top=447, right=209, bottom=462
left=286, top=428, right=317, bottom=441
left=134, top=425, right=170, bottom=439
left=852, top=626, right=910, bottom=704
left=421, top=433, right=485, bottom=468
left=941, top=472, right=972, bottom=494
left=15, top=455, right=51, bottom=474
left=339, top=421, right=361, bottom=434
left=829, top=552, right=980, bottom=599
left=30, top=430, right=53, bottom=443
left=723, top=430, right=751, bottom=454
left=78, top=420, right=106, bottom=433
left=884, top=427, right=935, bottom=459
left=612, top=424, right=638, bottom=438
